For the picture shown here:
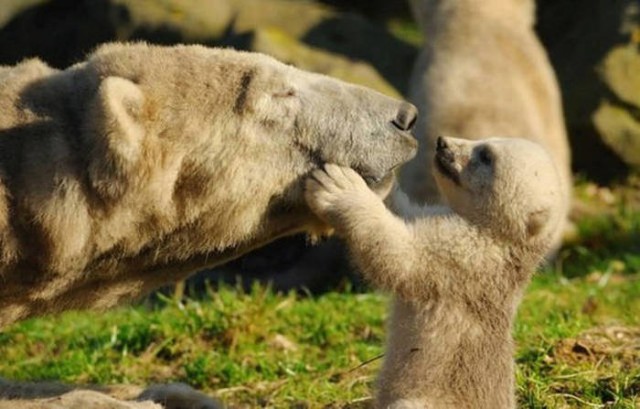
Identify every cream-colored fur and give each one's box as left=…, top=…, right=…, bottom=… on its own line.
left=0, top=380, right=220, bottom=409
left=306, top=137, right=565, bottom=409
left=0, top=390, right=161, bottom=409
left=400, top=0, right=571, bottom=242
left=0, top=42, right=417, bottom=327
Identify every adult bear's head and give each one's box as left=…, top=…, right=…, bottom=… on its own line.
left=78, top=44, right=417, bottom=234
left=197, top=46, right=419, bottom=196
left=78, top=43, right=417, bottom=254
left=223, top=55, right=420, bottom=193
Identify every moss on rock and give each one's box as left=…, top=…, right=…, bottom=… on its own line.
left=251, top=27, right=400, bottom=97
left=594, top=101, right=640, bottom=168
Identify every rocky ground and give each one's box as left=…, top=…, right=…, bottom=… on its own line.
left=1, top=0, right=638, bottom=180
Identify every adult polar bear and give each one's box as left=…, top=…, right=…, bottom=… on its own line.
left=400, top=0, right=572, bottom=234
left=0, top=42, right=418, bottom=327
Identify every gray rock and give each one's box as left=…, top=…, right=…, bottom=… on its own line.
left=599, top=43, right=640, bottom=107
left=0, top=0, right=415, bottom=96
left=0, top=0, right=232, bottom=68
left=250, top=27, right=400, bottom=97
left=228, top=0, right=416, bottom=93
left=537, top=0, right=640, bottom=179
left=0, top=390, right=161, bottom=409
left=593, top=44, right=640, bottom=168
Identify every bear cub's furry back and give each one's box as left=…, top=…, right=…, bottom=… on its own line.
left=305, top=137, right=565, bottom=409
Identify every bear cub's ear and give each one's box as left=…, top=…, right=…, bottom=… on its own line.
left=85, top=76, right=145, bottom=200
left=525, top=208, right=550, bottom=238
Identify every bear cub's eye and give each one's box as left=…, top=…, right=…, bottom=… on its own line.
left=477, top=147, right=493, bottom=166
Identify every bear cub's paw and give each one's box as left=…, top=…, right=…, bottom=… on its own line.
left=305, top=164, right=380, bottom=225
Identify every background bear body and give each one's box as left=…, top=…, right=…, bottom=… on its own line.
left=400, top=0, right=572, bottom=238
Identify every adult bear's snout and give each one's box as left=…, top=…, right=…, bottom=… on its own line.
left=392, top=102, right=418, bottom=132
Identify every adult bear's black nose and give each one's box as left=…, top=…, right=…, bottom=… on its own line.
left=392, top=102, right=418, bottom=131
left=436, top=136, right=447, bottom=152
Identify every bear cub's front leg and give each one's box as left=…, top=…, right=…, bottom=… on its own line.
left=305, top=164, right=415, bottom=294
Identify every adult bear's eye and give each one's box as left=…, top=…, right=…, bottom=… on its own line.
left=478, top=147, right=493, bottom=167
left=273, top=89, right=297, bottom=98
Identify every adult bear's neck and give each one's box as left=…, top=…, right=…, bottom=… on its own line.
left=80, top=203, right=317, bottom=304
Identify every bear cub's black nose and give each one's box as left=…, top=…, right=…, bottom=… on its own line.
left=436, top=136, right=448, bottom=152
left=392, top=102, right=418, bottom=131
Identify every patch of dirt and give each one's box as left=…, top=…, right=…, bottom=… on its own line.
left=549, top=326, right=640, bottom=369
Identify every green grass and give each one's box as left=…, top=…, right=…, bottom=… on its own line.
left=0, top=179, right=639, bottom=408
left=0, top=287, right=388, bottom=407
left=387, top=18, right=423, bottom=47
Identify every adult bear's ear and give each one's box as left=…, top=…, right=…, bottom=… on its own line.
left=526, top=208, right=550, bottom=238
left=85, top=76, right=145, bottom=201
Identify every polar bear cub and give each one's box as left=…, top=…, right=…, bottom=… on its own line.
left=305, top=136, right=565, bottom=409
